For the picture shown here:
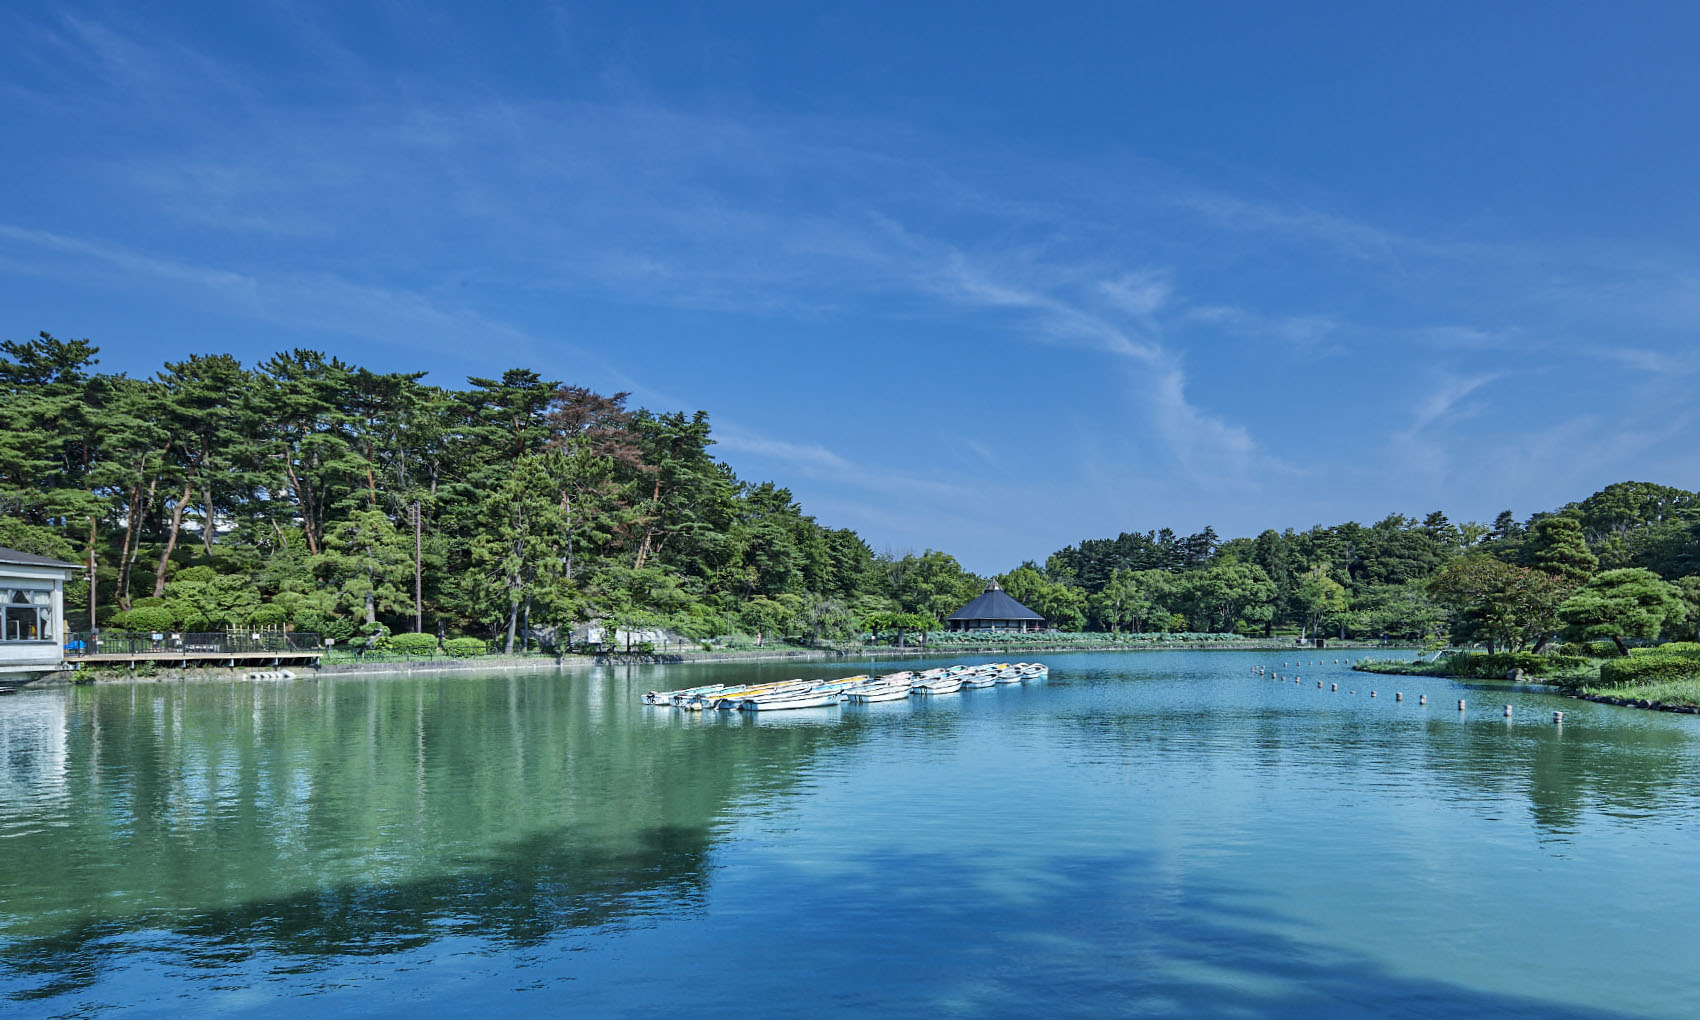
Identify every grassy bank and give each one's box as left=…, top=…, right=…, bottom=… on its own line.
left=1354, top=658, right=1454, bottom=679
left=1576, top=644, right=1700, bottom=708
left=1357, top=646, right=1700, bottom=710
left=1579, top=677, right=1700, bottom=708
left=1355, top=651, right=1597, bottom=684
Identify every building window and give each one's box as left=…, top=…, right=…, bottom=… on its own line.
left=1, top=588, right=52, bottom=642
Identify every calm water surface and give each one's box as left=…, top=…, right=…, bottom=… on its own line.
left=3, top=651, right=1698, bottom=1018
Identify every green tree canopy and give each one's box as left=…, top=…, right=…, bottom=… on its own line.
left=1173, top=562, right=1276, bottom=634
left=1558, top=568, right=1687, bottom=655
left=1429, top=555, right=1570, bottom=652
left=1090, top=568, right=1173, bottom=632
left=1525, top=515, right=1598, bottom=585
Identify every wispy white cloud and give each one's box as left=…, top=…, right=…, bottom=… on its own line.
left=1098, top=272, right=1171, bottom=318
left=1593, top=347, right=1697, bottom=376
left=0, top=224, right=552, bottom=368
left=1182, top=305, right=1341, bottom=354
left=1407, top=373, right=1500, bottom=434
left=713, top=427, right=854, bottom=473
left=1384, top=372, right=1502, bottom=494
left=7, top=8, right=1700, bottom=569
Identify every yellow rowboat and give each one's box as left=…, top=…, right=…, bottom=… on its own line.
left=702, top=680, right=811, bottom=711
left=678, top=683, right=776, bottom=710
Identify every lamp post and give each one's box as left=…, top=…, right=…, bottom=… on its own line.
left=409, top=501, right=423, bottom=634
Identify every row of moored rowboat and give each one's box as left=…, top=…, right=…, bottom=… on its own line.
left=642, top=662, right=1050, bottom=712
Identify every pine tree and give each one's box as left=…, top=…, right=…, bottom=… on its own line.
left=1526, top=515, right=1598, bottom=584
left=314, top=509, right=415, bottom=636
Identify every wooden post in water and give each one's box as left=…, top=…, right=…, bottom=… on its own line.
left=1504, top=704, right=1513, bottom=718
left=1458, top=699, right=1466, bottom=712
left=1554, top=711, right=1564, bottom=725
left=1395, top=692, right=1403, bottom=702
left=1419, top=695, right=1427, bottom=706
left=1331, top=683, right=1338, bottom=691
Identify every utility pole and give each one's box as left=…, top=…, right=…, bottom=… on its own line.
left=410, top=500, right=423, bottom=634
left=88, top=517, right=98, bottom=634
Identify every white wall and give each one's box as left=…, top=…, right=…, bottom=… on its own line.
left=0, top=564, right=73, bottom=675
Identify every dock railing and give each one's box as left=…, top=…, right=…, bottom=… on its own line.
left=65, top=631, right=324, bottom=657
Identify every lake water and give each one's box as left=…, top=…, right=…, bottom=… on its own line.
left=3, top=650, right=1698, bottom=1018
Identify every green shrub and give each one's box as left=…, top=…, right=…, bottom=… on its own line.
left=1599, top=654, right=1700, bottom=688
left=913, top=631, right=1245, bottom=648
left=675, top=604, right=725, bottom=640
left=1440, top=652, right=1585, bottom=678
left=442, top=637, right=485, bottom=658
left=248, top=603, right=288, bottom=628
left=1630, top=642, right=1700, bottom=659
left=386, top=632, right=440, bottom=656
left=296, top=612, right=355, bottom=642
left=112, top=606, right=175, bottom=632
left=632, top=640, right=656, bottom=655
left=174, top=565, right=218, bottom=584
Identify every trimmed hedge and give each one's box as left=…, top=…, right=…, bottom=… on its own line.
left=1629, top=642, right=1700, bottom=659
left=1599, top=654, right=1700, bottom=688
left=1440, top=652, right=1585, bottom=678
left=110, top=606, right=174, bottom=632
left=442, top=637, right=486, bottom=658
left=916, top=631, right=1244, bottom=647
left=383, top=632, right=440, bottom=656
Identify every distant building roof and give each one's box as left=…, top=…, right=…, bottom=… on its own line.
left=947, top=580, right=1045, bottom=622
left=0, top=546, right=80, bottom=571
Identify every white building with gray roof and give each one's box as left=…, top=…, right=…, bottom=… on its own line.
left=0, top=546, right=78, bottom=680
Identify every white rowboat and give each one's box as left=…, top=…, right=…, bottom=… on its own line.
left=845, top=683, right=910, bottom=703
left=911, top=677, right=963, bottom=695
left=646, top=683, right=723, bottom=705
left=741, top=688, right=845, bottom=711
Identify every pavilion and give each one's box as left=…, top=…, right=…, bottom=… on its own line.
left=946, top=580, right=1047, bottom=633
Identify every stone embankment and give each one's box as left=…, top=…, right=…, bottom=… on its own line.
left=1572, top=693, right=1700, bottom=715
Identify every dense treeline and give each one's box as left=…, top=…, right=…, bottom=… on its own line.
left=5, top=332, right=1698, bottom=653
left=1030, top=481, right=1700, bottom=651
left=0, top=334, right=988, bottom=650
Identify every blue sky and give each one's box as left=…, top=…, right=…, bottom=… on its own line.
left=3, top=3, right=1697, bottom=573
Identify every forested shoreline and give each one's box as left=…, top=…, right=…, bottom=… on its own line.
left=4, top=333, right=1699, bottom=656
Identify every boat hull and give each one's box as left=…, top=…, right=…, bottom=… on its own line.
left=911, top=680, right=963, bottom=695
left=846, top=685, right=910, bottom=703
left=742, top=692, right=841, bottom=711
left=647, top=684, right=723, bottom=705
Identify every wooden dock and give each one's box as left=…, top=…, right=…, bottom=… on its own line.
left=66, top=650, right=322, bottom=668
left=63, top=631, right=323, bottom=670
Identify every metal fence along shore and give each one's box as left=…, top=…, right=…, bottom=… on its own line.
left=64, top=630, right=324, bottom=657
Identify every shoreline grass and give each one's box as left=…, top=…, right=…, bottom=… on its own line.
left=1355, top=651, right=1700, bottom=710
left=1579, top=677, right=1700, bottom=708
